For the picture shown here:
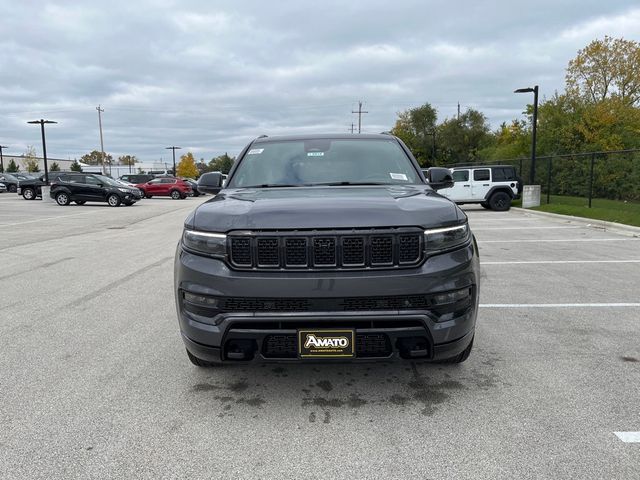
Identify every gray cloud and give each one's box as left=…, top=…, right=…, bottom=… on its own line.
left=1, top=0, right=639, bottom=161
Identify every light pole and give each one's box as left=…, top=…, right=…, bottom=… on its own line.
left=165, top=146, right=181, bottom=176
left=0, top=145, right=8, bottom=173
left=514, top=85, right=539, bottom=184
left=27, top=119, right=57, bottom=184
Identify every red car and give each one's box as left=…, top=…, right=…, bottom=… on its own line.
left=136, top=177, right=192, bottom=199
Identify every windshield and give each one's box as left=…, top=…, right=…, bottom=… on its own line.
left=228, top=138, right=420, bottom=188
left=94, top=175, right=121, bottom=187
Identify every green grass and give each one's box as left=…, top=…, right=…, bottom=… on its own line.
left=515, top=195, right=640, bottom=227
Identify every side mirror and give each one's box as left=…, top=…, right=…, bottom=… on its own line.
left=426, top=167, right=454, bottom=190
left=198, top=172, right=223, bottom=194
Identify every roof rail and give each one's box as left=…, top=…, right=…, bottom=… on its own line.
left=256, top=134, right=268, bottom=139
left=379, top=131, right=393, bottom=135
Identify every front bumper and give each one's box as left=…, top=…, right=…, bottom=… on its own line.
left=174, top=240, right=480, bottom=363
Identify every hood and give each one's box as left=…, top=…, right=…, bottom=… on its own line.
left=190, top=185, right=461, bottom=231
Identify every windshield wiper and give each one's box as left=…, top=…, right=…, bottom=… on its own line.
left=303, top=181, right=389, bottom=186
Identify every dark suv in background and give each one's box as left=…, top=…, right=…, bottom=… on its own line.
left=175, top=134, right=479, bottom=367
left=51, top=173, right=142, bottom=206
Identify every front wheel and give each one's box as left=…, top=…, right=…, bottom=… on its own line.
left=170, top=190, right=181, bottom=200
left=9, top=184, right=17, bottom=193
left=488, top=191, right=511, bottom=211
left=107, top=194, right=121, bottom=207
left=22, top=188, right=36, bottom=200
left=55, top=192, right=71, bottom=206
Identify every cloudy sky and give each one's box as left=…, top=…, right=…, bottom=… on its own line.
left=2, top=0, right=639, bottom=162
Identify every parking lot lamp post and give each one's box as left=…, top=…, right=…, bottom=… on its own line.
left=166, top=146, right=181, bottom=176
left=0, top=145, right=8, bottom=172
left=514, top=85, right=539, bottom=184
left=27, top=119, right=57, bottom=185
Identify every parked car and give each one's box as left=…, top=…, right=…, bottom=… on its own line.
left=175, top=133, right=479, bottom=367
left=0, top=182, right=7, bottom=193
left=17, top=172, right=67, bottom=200
left=119, top=174, right=155, bottom=184
left=424, top=165, right=522, bottom=211
left=51, top=173, right=142, bottom=206
left=180, top=178, right=203, bottom=197
left=0, top=173, right=19, bottom=193
left=136, top=177, right=192, bottom=199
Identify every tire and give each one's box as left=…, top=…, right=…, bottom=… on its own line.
left=480, top=202, right=491, bottom=209
left=107, top=194, right=121, bottom=207
left=9, top=184, right=17, bottom=193
left=170, top=190, right=181, bottom=200
left=22, top=188, right=36, bottom=200
left=74, top=200, right=86, bottom=205
left=488, top=191, right=511, bottom=211
left=55, top=192, right=71, bottom=206
left=439, top=336, right=474, bottom=364
left=186, top=349, right=219, bottom=368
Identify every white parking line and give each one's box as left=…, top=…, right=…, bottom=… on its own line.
left=480, top=303, right=640, bottom=308
left=0, top=211, right=97, bottom=226
left=472, top=226, right=582, bottom=230
left=614, top=432, right=640, bottom=443
left=480, top=239, right=637, bottom=243
left=481, top=260, right=640, bottom=265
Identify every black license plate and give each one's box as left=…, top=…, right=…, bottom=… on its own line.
left=298, top=329, right=355, bottom=358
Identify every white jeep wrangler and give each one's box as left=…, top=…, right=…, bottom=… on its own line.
left=425, top=165, right=522, bottom=211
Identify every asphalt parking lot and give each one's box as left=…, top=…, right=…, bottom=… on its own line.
left=1, top=193, right=639, bottom=479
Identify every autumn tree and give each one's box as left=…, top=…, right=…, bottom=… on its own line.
left=566, top=36, right=640, bottom=106
left=21, top=145, right=40, bottom=172
left=176, top=152, right=199, bottom=178
left=81, top=150, right=113, bottom=165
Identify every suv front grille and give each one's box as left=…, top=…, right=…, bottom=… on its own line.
left=228, top=229, right=423, bottom=270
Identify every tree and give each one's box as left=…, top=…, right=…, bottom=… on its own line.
left=118, top=155, right=138, bottom=166
left=390, top=103, right=438, bottom=166
left=176, top=152, right=199, bottom=178
left=22, top=146, right=40, bottom=172
left=196, top=158, right=209, bottom=176
left=70, top=160, right=83, bottom=172
left=208, top=153, right=235, bottom=174
left=566, top=36, right=640, bottom=106
left=7, top=159, right=19, bottom=172
left=80, top=150, right=113, bottom=165
left=436, top=109, right=492, bottom=164
left=50, top=162, right=61, bottom=172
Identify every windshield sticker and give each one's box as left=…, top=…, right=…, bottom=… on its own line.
left=307, top=152, right=324, bottom=157
left=248, top=148, right=264, bottom=155
left=390, top=173, right=408, bottom=181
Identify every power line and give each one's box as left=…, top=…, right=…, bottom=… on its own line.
left=351, top=100, right=368, bottom=134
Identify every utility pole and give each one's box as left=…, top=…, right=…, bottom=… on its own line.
left=351, top=101, right=368, bottom=134
left=166, top=146, right=181, bottom=176
left=27, top=119, right=57, bottom=184
left=349, top=123, right=356, bottom=134
left=96, top=105, right=106, bottom=175
left=457, top=102, right=460, bottom=120
left=0, top=145, right=8, bottom=173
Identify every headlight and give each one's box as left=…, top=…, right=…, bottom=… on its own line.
left=118, top=187, right=128, bottom=192
left=182, top=229, right=227, bottom=257
left=424, top=223, right=470, bottom=253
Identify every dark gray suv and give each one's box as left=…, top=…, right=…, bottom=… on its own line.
left=174, top=134, right=479, bottom=366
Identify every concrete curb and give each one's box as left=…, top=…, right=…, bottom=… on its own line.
left=513, top=207, right=640, bottom=237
